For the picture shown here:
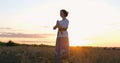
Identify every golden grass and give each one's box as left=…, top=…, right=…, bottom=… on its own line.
left=0, top=46, right=120, bottom=63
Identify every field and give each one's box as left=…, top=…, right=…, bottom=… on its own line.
left=0, top=45, right=120, bottom=63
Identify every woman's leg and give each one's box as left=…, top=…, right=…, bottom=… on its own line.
left=60, top=37, right=69, bottom=59
left=55, top=37, right=61, bottom=63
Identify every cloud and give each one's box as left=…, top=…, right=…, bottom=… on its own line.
left=0, top=32, right=55, bottom=38
left=0, top=27, right=13, bottom=30
left=20, top=40, right=54, bottom=43
left=0, top=27, right=20, bottom=32
left=40, top=26, right=49, bottom=28
left=0, top=27, right=16, bottom=31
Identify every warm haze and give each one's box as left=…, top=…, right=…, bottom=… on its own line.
left=0, top=0, right=120, bottom=47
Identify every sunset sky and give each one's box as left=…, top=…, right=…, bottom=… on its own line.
left=0, top=0, right=120, bottom=47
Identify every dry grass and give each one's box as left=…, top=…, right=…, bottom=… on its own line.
left=0, top=46, right=120, bottom=63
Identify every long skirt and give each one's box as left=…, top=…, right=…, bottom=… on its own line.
left=55, top=37, right=69, bottom=63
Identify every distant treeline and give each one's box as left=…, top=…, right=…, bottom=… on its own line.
left=0, top=40, right=53, bottom=47
left=0, top=40, right=20, bottom=46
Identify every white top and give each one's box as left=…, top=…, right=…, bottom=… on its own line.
left=58, top=19, right=69, bottom=37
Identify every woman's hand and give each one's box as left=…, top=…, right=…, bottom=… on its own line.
left=53, top=20, right=59, bottom=30
left=53, top=25, right=57, bottom=30
left=56, top=20, right=62, bottom=29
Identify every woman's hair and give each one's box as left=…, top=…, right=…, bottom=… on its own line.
left=60, top=9, right=69, bottom=17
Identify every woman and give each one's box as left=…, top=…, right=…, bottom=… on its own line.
left=53, top=9, right=69, bottom=63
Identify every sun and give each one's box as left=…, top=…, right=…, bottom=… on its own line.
left=69, top=36, right=91, bottom=46
left=69, top=29, right=91, bottom=46
left=70, top=40, right=91, bottom=46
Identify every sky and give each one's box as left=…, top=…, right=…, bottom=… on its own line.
left=0, top=0, right=120, bottom=47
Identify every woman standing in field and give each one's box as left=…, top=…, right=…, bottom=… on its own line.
left=53, top=9, right=69, bottom=63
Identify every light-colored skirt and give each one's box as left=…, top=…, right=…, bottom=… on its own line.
left=55, top=37, right=69, bottom=63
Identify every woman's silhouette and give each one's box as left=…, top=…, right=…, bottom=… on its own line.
left=53, top=9, right=69, bottom=63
